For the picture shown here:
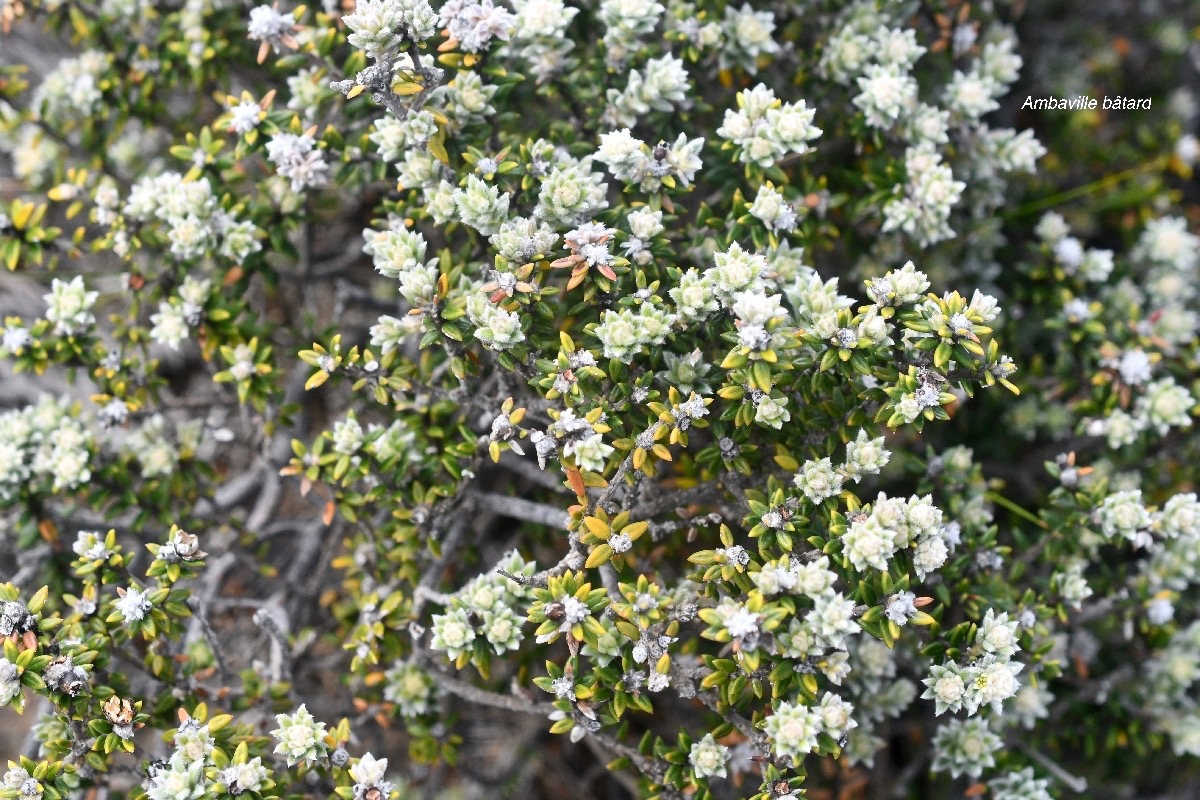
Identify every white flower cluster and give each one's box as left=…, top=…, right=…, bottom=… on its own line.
left=901, top=102, right=951, bottom=146
left=0, top=123, right=61, bottom=186
left=121, top=414, right=183, bottom=479
left=429, top=608, right=476, bottom=660
left=764, top=693, right=857, bottom=762
left=720, top=3, right=779, bottom=73
left=943, top=67, right=1001, bottom=121
left=1145, top=493, right=1200, bottom=589
left=228, top=97, right=263, bottom=135
left=342, top=0, right=437, bottom=59
left=123, top=173, right=262, bottom=263
left=841, top=493, right=949, bottom=578
left=717, top=84, right=822, bottom=169
left=1089, top=376, right=1194, bottom=448
left=769, top=572, right=860, bottom=680
left=286, top=66, right=334, bottom=120
left=930, top=717, right=1002, bottom=778
left=730, top=289, right=787, bottom=351
left=144, top=717, right=223, bottom=800
left=270, top=704, right=329, bottom=766
left=598, top=0, right=664, bottom=65
left=854, top=63, right=918, bottom=130
left=1135, top=215, right=1200, bottom=279
left=146, top=765, right=206, bottom=800
left=751, top=553, right=837, bottom=599
left=753, top=393, right=790, bottom=429
left=1009, top=682, right=1053, bottom=731
left=674, top=239, right=781, bottom=329
left=363, top=221, right=441, bottom=308
left=820, top=16, right=1036, bottom=246
left=747, top=183, right=797, bottom=234
left=1127, top=216, right=1200, bottom=346
left=708, top=241, right=770, bottom=303
left=594, top=129, right=704, bottom=193
left=1034, top=212, right=1115, bottom=282
left=43, top=276, right=99, bottom=337
left=687, top=733, right=728, bottom=779
left=841, top=638, right=917, bottom=747
left=709, top=596, right=760, bottom=644
left=431, top=551, right=536, bottom=659
left=821, top=22, right=927, bottom=134
left=348, top=753, right=395, bottom=799
left=366, top=417, right=419, bottom=463
left=664, top=0, right=722, bottom=51
left=150, top=275, right=212, bottom=351
left=535, top=160, right=609, bottom=228
left=593, top=302, right=676, bottom=361
left=1051, top=559, right=1093, bottom=609
left=490, top=216, right=559, bottom=264
left=247, top=4, right=295, bottom=49
left=216, top=758, right=270, bottom=797
left=399, top=150, right=449, bottom=194
left=0, top=658, right=20, bottom=707
left=1102, top=348, right=1154, bottom=387
left=970, top=126, right=1047, bottom=179
left=451, top=175, right=511, bottom=235
left=114, top=586, right=152, bottom=623
left=383, top=662, right=437, bottom=717
left=818, top=23, right=872, bottom=85
left=922, top=608, right=1024, bottom=716
left=467, top=288, right=525, bottom=350
left=784, top=263, right=855, bottom=330
left=439, top=0, right=516, bottom=53
left=1146, top=621, right=1200, bottom=756
left=1097, top=489, right=1153, bottom=547
left=882, top=143, right=966, bottom=246
left=604, top=55, right=690, bottom=128
left=989, top=767, right=1054, bottom=800
left=504, top=0, right=577, bottom=81
left=669, top=268, right=720, bottom=322
left=265, top=132, right=329, bottom=193
left=0, top=395, right=94, bottom=500
left=73, top=530, right=113, bottom=562
left=431, top=71, right=500, bottom=131
left=331, top=414, right=365, bottom=457
left=369, top=111, right=436, bottom=163
left=793, top=432, right=890, bottom=504
left=942, top=33, right=1018, bottom=120
left=820, top=17, right=925, bottom=85
left=32, top=50, right=110, bottom=126
left=3, top=766, right=44, bottom=800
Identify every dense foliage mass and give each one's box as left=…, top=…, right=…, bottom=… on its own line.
left=0, top=0, right=1198, bottom=798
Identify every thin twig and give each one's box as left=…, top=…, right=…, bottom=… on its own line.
left=436, top=673, right=555, bottom=716
left=580, top=730, right=648, bottom=796
left=470, top=490, right=571, bottom=528
left=187, top=596, right=231, bottom=685
left=1013, top=740, right=1088, bottom=793
left=253, top=602, right=293, bottom=685
left=592, top=421, right=664, bottom=514
left=497, top=451, right=572, bottom=494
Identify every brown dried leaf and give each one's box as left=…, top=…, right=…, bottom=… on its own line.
left=565, top=468, right=586, bottom=498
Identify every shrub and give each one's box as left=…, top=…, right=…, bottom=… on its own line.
left=0, top=1, right=1198, bottom=799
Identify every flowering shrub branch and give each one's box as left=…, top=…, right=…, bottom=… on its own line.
left=0, top=1, right=1198, bottom=799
